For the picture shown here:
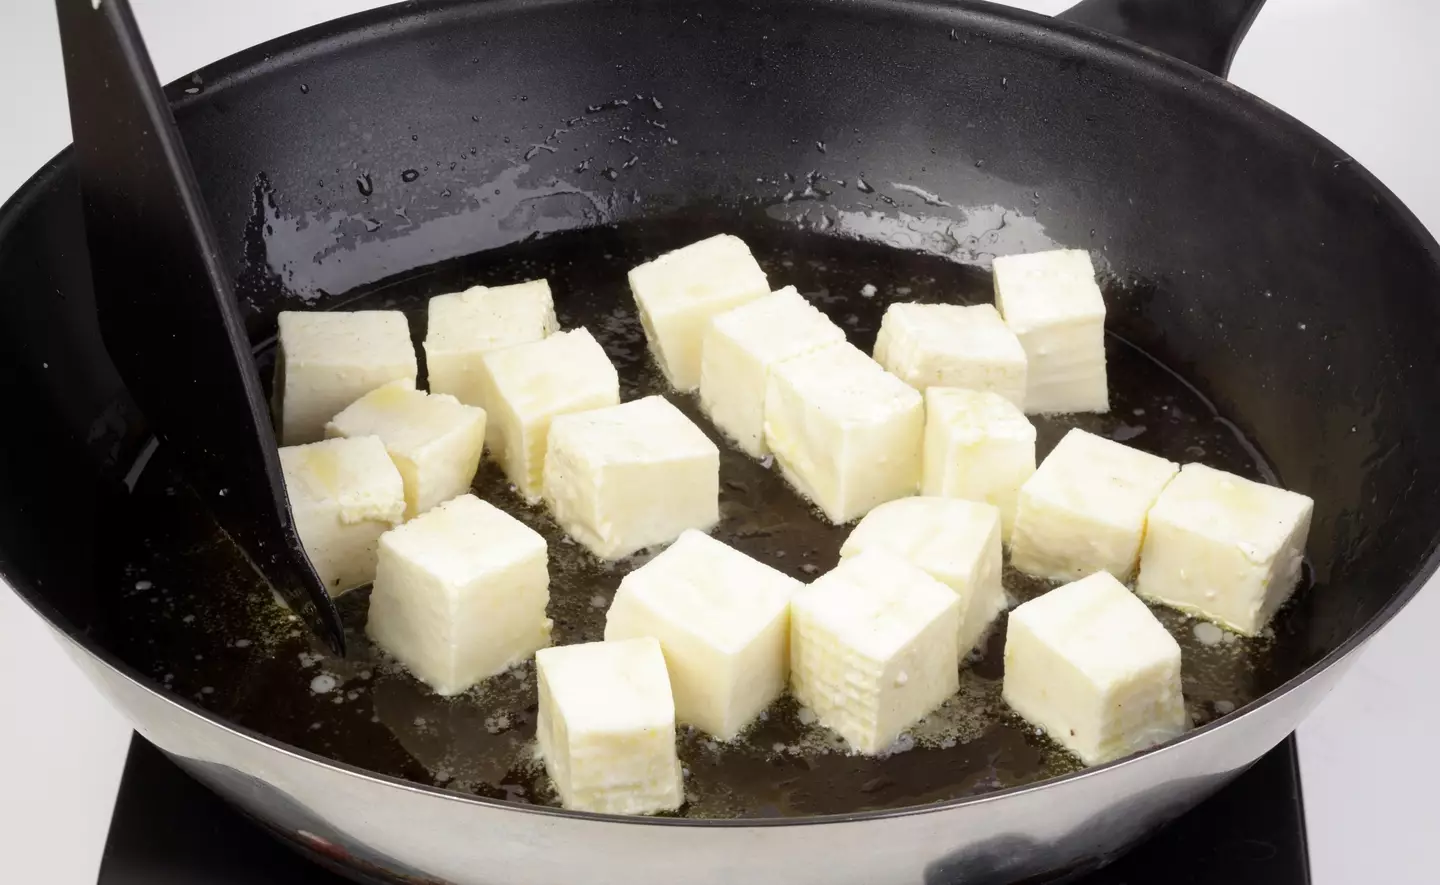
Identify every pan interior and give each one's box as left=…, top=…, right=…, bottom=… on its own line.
left=94, top=211, right=1308, bottom=818
left=5, top=0, right=1436, bottom=827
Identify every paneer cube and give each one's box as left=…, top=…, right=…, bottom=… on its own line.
left=535, top=638, right=685, bottom=815
left=543, top=396, right=720, bottom=560
left=478, top=328, right=619, bottom=502
left=1003, top=571, right=1188, bottom=765
left=993, top=249, right=1108, bottom=415
left=325, top=381, right=486, bottom=519
left=840, top=497, right=1006, bottom=661
left=790, top=550, right=960, bottom=754
left=541, top=397, right=720, bottom=558
left=279, top=436, right=406, bottom=596
left=604, top=531, right=799, bottom=739
left=873, top=303, right=1027, bottom=409
left=1137, top=464, right=1313, bottom=636
left=1010, top=429, right=1178, bottom=583
left=923, top=387, right=1037, bottom=542
left=629, top=234, right=771, bottom=392
left=273, top=311, right=417, bottom=445
left=699, top=286, right=845, bottom=457
left=366, top=494, right=551, bottom=696
left=764, top=342, right=924, bottom=524
left=424, top=280, right=559, bottom=411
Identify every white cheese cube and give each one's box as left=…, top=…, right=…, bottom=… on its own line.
left=839, top=497, right=1006, bottom=661
left=873, top=303, right=1028, bottom=409
left=764, top=343, right=924, bottom=524
left=273, top=311, right=418, bottom=445
left=535, top=638, right=684, bottom=815
left=993, top=249, right=1108, bottom=414
left=629, top=234, right=771, bottom=391
left=279, top=436, right=406, bottom=596
left=1010, top=429, right=1178, bottom=583
left=366, top=494, right=551, bottom=696
left=922, top=387, right=1037, bottom=542
left=543, top=396, right=720, bottom=559
left=699, top=286, right=845, bottom=457
left=790, top=550, right=960, bottom=754
left=1003, top=571, right=1188, bottom=765
left=1137, top=464, right=1313, bottom=636
left=479, top=328, right=619, bottom=502
left=324, top=381, right=486, bottom=519
left=604, top=530, right=800, bottom=739
left=424, top=280, right=559, bottom=411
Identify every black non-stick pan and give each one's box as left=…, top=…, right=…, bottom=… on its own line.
left=2, top=0, right=1438, bottom=883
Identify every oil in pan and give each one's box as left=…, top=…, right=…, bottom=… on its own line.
left=95, top=217, right=1299, bottom=818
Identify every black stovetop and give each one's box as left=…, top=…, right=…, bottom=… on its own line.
left=97, top=734, right=1310, bottom=885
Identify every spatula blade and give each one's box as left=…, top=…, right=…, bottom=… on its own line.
left=54, top=0, right=346, bottom=654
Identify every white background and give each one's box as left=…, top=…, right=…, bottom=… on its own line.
left=1, top=1, right=1437, bottom=882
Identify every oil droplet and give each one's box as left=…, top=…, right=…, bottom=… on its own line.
left=1110, top=424, right=1146, bottom=442
left=355, top=173, right=374, bottom=196
left=586, top=98, right=631, bottom=114
left=310, top=674, right=338, bottom=694
left=1193, top=622, right=1225, bottom=646
left=401, top=169, right=420, bottom=183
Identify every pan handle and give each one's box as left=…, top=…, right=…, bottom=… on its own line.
left=1057, top=0, right=1267, bottom=79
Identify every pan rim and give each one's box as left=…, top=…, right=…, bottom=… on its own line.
left=4, top=0, right=1439, bottom=829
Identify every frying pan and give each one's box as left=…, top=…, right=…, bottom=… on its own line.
left=2, top=0, right=1437, bottom=882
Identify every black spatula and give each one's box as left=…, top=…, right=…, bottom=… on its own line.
left=54, top=0, right=346, bottom=653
